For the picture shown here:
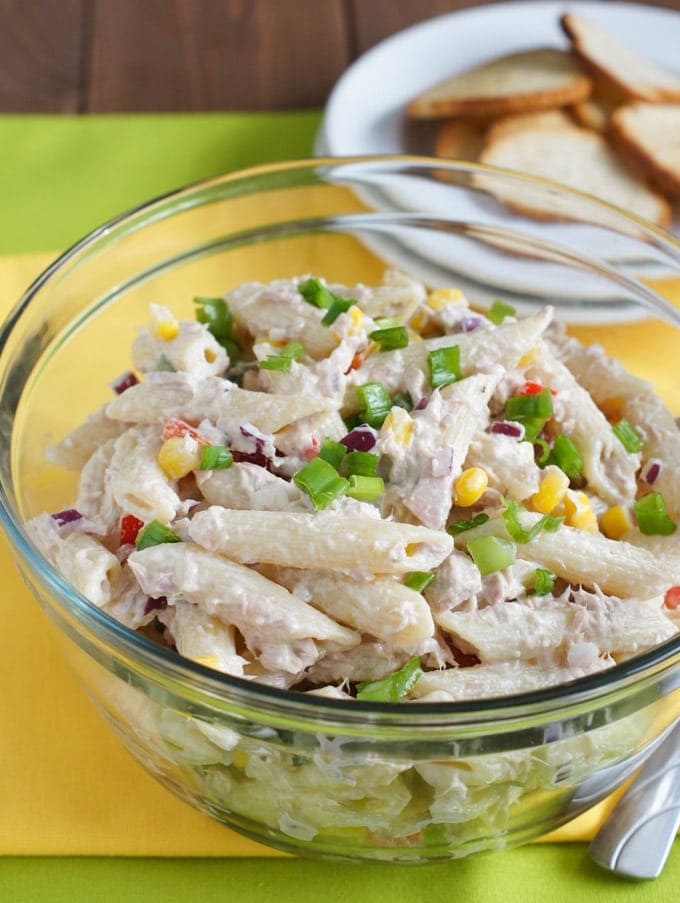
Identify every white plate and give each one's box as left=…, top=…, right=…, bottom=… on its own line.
left=318, top=1, right=680, bottom=158
left=315, top=2, right=680, bottom=322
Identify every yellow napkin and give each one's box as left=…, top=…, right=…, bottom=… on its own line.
left=1, top=253, right=678, bottom=856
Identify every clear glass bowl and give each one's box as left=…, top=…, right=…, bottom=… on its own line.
left=1, top=158, right=680, bottom=863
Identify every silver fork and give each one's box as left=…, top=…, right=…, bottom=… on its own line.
left=588, top=719, right=680, bottom=879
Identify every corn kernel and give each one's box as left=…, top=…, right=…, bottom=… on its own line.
left=599, top=396, right=626, bottom=423
left=409, top=310, right=429, bottom=333
left=530, top=466, right=569, bottom=514
left=157, top=436, right=201, bottom=479
left=427, top=287, right=463, bottom=311
left=232, top=749, right=249, bottom=769
left=601, top=505, right=632, bottom=540
left=563, top=490, right=599, bottom=533
left=152, top=319, right=179, bottom=341
left=453, top=467, right=489, bottom=507
left=348, top=306, right=364, bottom=332
left=518, top=344, right=540, bottom=367
left=382, top=407, right=413, bottom=446
left=193, top=654, right=221, bottom=670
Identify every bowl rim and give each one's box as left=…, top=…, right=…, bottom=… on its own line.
left=2, top=154, right=680, bottom=722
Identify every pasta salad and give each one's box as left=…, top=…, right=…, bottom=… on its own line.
left=28, top=271, right=680, bottom=703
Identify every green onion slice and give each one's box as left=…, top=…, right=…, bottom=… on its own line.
left=487, top=299, right=516, bottom=325
left=356, top=381, right=393, bottom=429
left=321, top=297, right=354, bottom=326
left=533, top=568, right=556, bottom=595
left=502, top=498, right=563, bottom=544
left=298, top=278, right=335, bottom=309
left=346, top=474, right=384, bottom=502
left=318, top=437, right=346, bottom=469
left=259, top=341, right=305, bottom=371
left=154, top=352, right=175, bottom=372
left=634, top=492, right=676, bottom=536
left=344, top=450, right=379, bottom=477
left=548, top=434, right=583, bottom=479
left=467, top=535, right=516, bottom=576
left=505, top=389, right=553, bottom=421
left=447, top=513, right=490, bottom=535
left=200, top=445, right=233, bottom=471
left=428, top=345, right=462, bottom=388
left=293, top=457, right=349, bottom=510
left=194, top=296, right=240, bottom=361
left=612, top=418, right=645, bottom=453
left=404, top=571, right=436, bottom=593
left=391, top=392, right=413, bottom=412
left=369, top=325, right=409, bottom=351
left=533, top=437, right=552, bottom=467
left=136, top=520, right=182, bottom=551
left=356, top=656, right=422, bottom=702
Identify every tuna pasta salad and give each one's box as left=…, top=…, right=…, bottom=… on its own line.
left=27, top=272, right=680, bottom=703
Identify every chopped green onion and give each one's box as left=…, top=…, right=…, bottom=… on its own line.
left=194, top=296, right=240, bottom=361
left=523, top=417, right=548, bottom=443
left=467, top=535, right=516, bottom=576
left=487, top=299, right=516, bottom=325
left=346, top=474, right=384, bottom=502
left=447, top=512, right=490, bottom=535
left=505, top=389, right=553, bottom=420
left=321, top=297, right=354, bottom=326
left=533, top=568, right=556, bottom=595
left=356, top=381, right=393, bottom=429
left=356, top=656, right=422, bottom=702
left=391, top=392, right=413, bottom=412
left=548, top=434, right=583, bottom=479
left=502, top=498, right=563, bottom=544
left=533, top=437, right=552, bottom=467
left=428, top=345, right=462, bottom=388
left=154, top=352, right=175, bottom=372
left=369, top=325, right=409, bottom=351
left=404, top=571, right=436, bottom=593
left=259, top=341, right=306, bottom=372
left=612, top=418, right=645, bottom=453
left=373, top=316, right=399, bottom=330
left=200, top=445, right=233, bottom=470
left=344, top=450, right=378, bottom=477
left=136, top=520, right=182, bottom=551
left=293, top=457, right=349, bottom=510
left=298, top=278, right=335, bottom=309
left=634, top=492, right=676, bottom=536
left=318, top=437, right=346, bottom=469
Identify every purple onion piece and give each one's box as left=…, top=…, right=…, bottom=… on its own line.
left=240, top=425, right=265, bottom=453
left=51, top=508, right=83, bottom=527
left=459, top=315, right=482, bottom=333
left=340, top=425, right=377, bottom=452
left=490, top=420, right=525, bottom=440
left=642, top=459, right=662, bottom=485
left=144, top=596, right=168, bottom=616
left=415, top=395, right=429, bottom=411
left=111, top=371, right=139, bottom=394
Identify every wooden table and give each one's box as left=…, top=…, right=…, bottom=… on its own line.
left=1, top=0, right=677, bottom=113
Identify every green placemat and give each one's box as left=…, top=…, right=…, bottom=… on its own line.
left=0, top=111, right=320, bottom=254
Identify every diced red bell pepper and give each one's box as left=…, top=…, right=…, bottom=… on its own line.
left=664, top=586, right=680, bottom=610
left=119, top=514, right=144, bottom=546
left=162, top=418, right=209, bottom=444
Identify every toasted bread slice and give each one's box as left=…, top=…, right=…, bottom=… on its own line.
left=407, top=48, right=591, bottom=120
left=479, top=124, right=671, bottom=227
left=434, top=120, right=487, bottom=160
left=484, top=109, right=574, bottom=145
left=610, top=103, right=680, bottom=198
left=562, top=13, right=680, bottom=102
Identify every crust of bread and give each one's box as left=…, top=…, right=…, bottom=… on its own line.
left=610, top=103, right=680, bottom=198
left=479, top=124, right=671, bottom=227
left=561, top=12, right=680, bottom=103
left=434, top=120, right=487, bottom=160
left=407, top=48, right=591, bottom=120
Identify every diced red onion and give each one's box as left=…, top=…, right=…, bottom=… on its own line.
left=240, top=425, right=265, bottom=454
left=415, top=396, right=429, bottom=411
left=51, top=508, right=83, bottom=527
left=232, top=449, right=274, bottom=471
left=111, top=371, right=139, bottom=394
left=490, top=420, right=525, bottom=440
left=144, top=596, right=168, bottom=616
left=459, top=316, right=482, bottom=333
left=642, top=459, right=662, bottom=485
left=340, top=425, right=377, bottom=452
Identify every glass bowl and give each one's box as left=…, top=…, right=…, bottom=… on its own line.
left=1, top=157, right=680, bottom=863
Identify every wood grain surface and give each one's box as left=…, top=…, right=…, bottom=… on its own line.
left=0, top=0, right=678, bottom=112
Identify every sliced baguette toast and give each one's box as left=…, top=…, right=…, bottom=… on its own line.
left=610, top=103, right=680, bottom=198
left=434, top=120, right=487, bottom=160
left=562, top=12, right=680, bottom=102
left=479, top=123, right=671, bottom=227
left=407, top=48, right=591, bottom=120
